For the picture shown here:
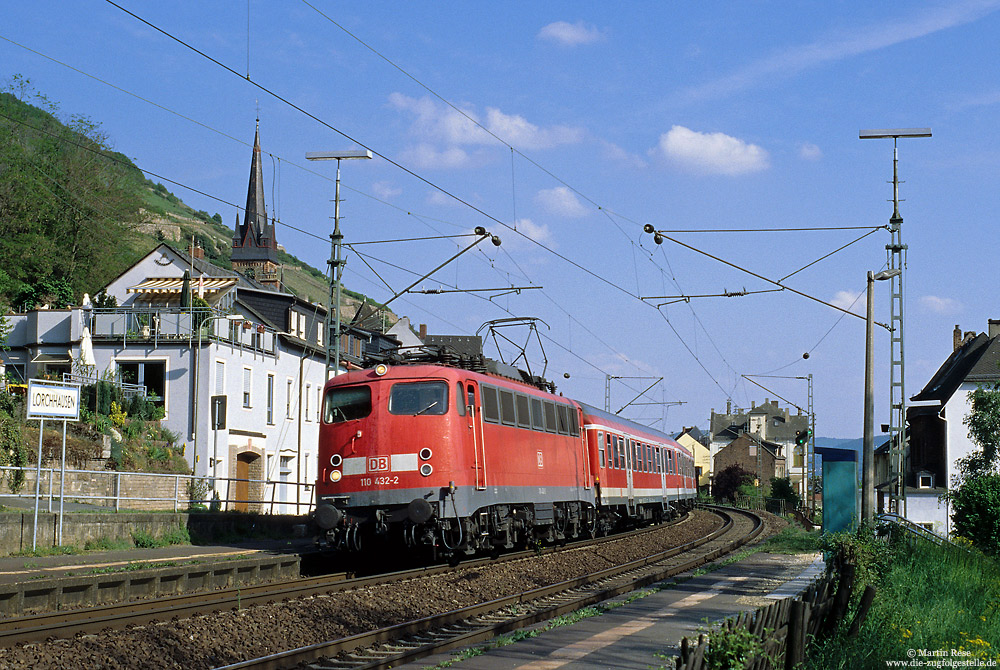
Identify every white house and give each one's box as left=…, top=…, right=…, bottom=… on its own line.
left=889, top=319, right=1000, bottom=535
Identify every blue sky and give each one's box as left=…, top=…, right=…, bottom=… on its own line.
left=4, top=1, right=999, bottom=437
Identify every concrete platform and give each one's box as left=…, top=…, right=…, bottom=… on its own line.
left=399, top=551, right=825, bottom=670
left=0, top=538, right=311, bottom=616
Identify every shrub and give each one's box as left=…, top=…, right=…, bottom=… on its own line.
left=950, top=473, right=1000, bottom=555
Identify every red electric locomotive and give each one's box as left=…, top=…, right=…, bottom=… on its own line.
left=313, top=357, right=695, bottom=559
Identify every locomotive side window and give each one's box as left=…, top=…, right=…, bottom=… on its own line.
left=388, top=381, right=449, bottom=416
left=543, top=402, right=558, bottom=433
left=467, top=385, right=476, bottom=413
left=556, top=405, right=570, bottom=435
left=323, top=385, right=372, bottom=423
left=530, top=398, right=544, bottom=431
left=482, top=385, right=500, bottom=422
left=456, top=382, right=465, bottom=416
left=515, top=394, right=531, bottom=429
left=499, top=390, right=517, bottom=425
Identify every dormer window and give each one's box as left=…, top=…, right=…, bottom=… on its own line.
left=917, top=471, right=934, bottom=489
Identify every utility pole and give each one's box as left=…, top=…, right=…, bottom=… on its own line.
left=860, top=128, right=930, bottom=517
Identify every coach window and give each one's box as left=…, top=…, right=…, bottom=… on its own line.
left=530, top=398, right=544, bottom=431
left=455, top=382, right=465, bottom=416
left=323, top=385, right=372, bottom=423
left=543, top=401, right=558, bottom=433
left=482, top=385, right=500, bottom=423
left=556, top=405, right=570, bottom=435
left=516, top=394, right=531, bottom=429
left=655, top=446, right=661, bottom=473
left=611, top=435, right=619, bottom=469
left=646, top=444, right=652, bottom=472
left=606, top=433, right=614, bottom=468
left=388, top=381, right=449, bottom=416
left=597, top=431, right=605, bottom=467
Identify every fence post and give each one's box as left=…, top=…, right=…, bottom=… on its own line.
left=824, top=563, right=856, bottom=634
left=847, top=585, right=877, bottom=638
left=786, top=598, right=807, bottom=669
left=174, top=476, right=179, bottom=512
left=114, top=472, right=121, bottom=512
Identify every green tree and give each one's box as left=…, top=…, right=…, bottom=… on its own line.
left=713, top=464, right=755, bottom=502
left=950, top=382, right=1000, bottom=553
left=0, top=77, right=146, bottom=309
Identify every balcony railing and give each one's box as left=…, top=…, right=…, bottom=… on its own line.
left=89, top=308, right=276, bottom=355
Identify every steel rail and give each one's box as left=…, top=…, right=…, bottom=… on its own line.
left=216, top=506, right=762, bottom=670
left=0, top=511, right=697, bottom=646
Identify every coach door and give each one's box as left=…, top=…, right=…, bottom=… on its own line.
left=658, top=446, right=668, bottom=503
left=465, top=381, right=487, bottom=489
left=625, top=438, right=635, bottom=513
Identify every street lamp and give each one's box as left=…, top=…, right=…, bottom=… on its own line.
left=306, top=150, right=373, bottom=380
left=863, top=268, right=900, bottom=524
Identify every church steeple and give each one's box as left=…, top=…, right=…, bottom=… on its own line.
left=232, top=119, right=281, bottom=288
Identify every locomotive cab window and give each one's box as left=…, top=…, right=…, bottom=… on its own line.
left=456, top=382, right=465, bottom=416
left=323, top=385, right=372, bottom=423
left=388, top=381, right=449, bottom=416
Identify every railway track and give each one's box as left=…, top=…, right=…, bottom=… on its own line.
left=217, top=505, right=763, bottom=670
left=0, top=509, right=701, bottom=648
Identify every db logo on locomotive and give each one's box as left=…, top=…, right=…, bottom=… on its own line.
left=368, top=456, right=390, bottom=473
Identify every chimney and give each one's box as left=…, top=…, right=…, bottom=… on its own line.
left=418, top=323, right=427, bottom=340
left=990, top=319, right=1000, bottom=339
left=192, top=244, right=205, bottom=260
left=954, top=325, right=962, bottom=351
left=751, top=400, right=756, bottom=409
left=726, top=399, right=732, bottom=414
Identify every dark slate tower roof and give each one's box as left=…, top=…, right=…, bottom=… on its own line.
left=232, top=120, right=279, bottom=263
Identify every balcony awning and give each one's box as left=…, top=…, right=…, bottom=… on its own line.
left=127, top=276, right=238, bottom=295
left=31, top=350, right=72, bottom=363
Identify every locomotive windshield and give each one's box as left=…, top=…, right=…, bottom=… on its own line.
left=389, top=381, right=449, bottom=416
left=323, top=385, right=372, bottom=423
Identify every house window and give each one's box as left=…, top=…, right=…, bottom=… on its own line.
left=286, top=379, right=293, bottom=419
left=242, top=368, right=252, bottom=408
left=266, top=374, right=274, bottom=425
left=215, top=361, right=225, bottom=395
left=117, top=361, right=166, bottom=409
left=317, top=321, right=323, bottom=347
left=317, top=387, right=321, bottom=422
left=305, top=383, right=311, bottom=421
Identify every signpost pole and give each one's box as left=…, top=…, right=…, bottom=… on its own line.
left=32, top=418, right=44, bottom=551
left=59, top=419, right=67, bottom=545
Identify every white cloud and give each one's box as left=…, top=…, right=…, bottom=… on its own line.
left=919, top=295, right=962, bottom=315
left=371, top=181, right=402, bottom=200
left=426, top=190, right=459, bottom=207
left=654, top=125, right=769, bottom=176
left=799, top=143, right=823, bottom=161
left=507, top=218, right=554, bottom=249
left=831, top=289, right=865, bottom=316
left=600, top=140, right=647, bottom=169
left=535, top=186, right=589, bottom=218
left=537, top=20, right=605, bottom=47
left=680, top=1, right=1000, bottom=102
left=399, top=143, right=471, bottom=170
left=389, top=93, right=583, bottom=152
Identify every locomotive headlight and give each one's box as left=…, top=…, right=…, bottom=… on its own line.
left=329, top=454, right=342, bottom=467
left=374, top=363, right=389, bottom=376
left=420, top=463, right=433, bottom=477
left=419, top=447, right=433, bottom=461
left=329, top=470, right=342, bottom=483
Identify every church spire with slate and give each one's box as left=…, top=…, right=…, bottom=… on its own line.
left=231, top=118, right=281, bottom=289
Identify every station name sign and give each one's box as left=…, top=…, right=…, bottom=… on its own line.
left=27, top=380, right=81, bottom=421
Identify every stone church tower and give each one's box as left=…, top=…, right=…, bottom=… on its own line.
left=231, top=120, right=281, bottom=289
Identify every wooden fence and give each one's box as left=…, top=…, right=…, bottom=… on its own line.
left=673, top=562, right=873, bottom=669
